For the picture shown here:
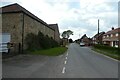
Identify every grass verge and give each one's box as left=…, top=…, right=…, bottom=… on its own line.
left=30, top=47, right=68, bottom=56
left=92, top=47, right=120, bottom=61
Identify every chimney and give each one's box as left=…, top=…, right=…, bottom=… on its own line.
left=112, top=27, right=114, bottom=30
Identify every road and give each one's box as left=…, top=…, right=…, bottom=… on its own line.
left=2, top=43, right=118, bottom=78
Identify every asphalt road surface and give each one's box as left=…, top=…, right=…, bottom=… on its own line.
left=2, top=43, right=119, bottom=78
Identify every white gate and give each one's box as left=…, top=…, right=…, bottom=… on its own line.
left=0, top=33, right=11, bottom=53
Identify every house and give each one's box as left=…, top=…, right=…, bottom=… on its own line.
left=103, top=27, right=120, bottom=48
left=92, top=32, right=105, bottom=44
left=0, top=3, right=57, bottom=54
left=48, top=24, right=60, bottom=43
left=75, top=39, right=80, bottom=43
left=80, top=34, right=92, bottom=46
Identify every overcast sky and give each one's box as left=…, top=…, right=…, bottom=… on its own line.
left=0, top=0, right=119, bottom=40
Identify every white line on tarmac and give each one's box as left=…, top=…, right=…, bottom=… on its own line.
left=64, top=60, right=67, bottom=64
left=62, top=67, right=66, bottom=73
left=66, top=52, right=68, bottom=56
left=65, top=57, right=67, bottom=60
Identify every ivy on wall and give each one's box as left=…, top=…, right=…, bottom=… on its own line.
left=25, top=31, right=59, bottom=50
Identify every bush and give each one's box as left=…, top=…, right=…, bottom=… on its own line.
left=25, top=31, right=59, bottom=50
left=25, top=33, right=40, bottom=50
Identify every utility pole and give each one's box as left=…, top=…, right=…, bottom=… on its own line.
left=98, top=19, right=100, bottom=44
left=79, top=34, right=80, bottom=43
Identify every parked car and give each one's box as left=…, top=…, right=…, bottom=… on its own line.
left=80, top=42, right=85, bottom=46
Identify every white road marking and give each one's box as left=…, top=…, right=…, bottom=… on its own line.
left=65, top=57, right=67, bottom=60
left=62, top=67, right=66, bottom=73
left=64, top=60, right=67, bottom=64
left=66, top=52, right=68, bottom=56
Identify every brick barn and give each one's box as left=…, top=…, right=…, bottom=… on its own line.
left=0, top=3, right=60, bottom=54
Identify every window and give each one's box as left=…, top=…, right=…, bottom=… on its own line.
left=103, top=36, right=105, bottom=38
left=116, top=33, right=118, bottom=37
left=111, top=34, right=113, bottom=37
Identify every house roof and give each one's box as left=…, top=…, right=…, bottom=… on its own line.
left=0, top=3, right=54, bottom=30
left=104, top=28, right=120, bottom=35
left=80, top=34, right=88, bottom=39
left=93, top=32, right=105, bottom=38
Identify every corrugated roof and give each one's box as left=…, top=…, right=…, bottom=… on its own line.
left=0, top=3, right=54, bottom=30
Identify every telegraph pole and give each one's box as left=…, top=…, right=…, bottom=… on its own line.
left=98, top=19, right=100, bottom=44
left=79, top=34, right=80, bottom=43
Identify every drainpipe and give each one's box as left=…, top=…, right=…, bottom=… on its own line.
left=22, top=13, right=24, bottom=54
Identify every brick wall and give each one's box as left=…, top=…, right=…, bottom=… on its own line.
left=2, top=13, right=23, bottom=43
left=23, top=13, right=54, bottom=49
left=2, top=12, right=55, bottom=53
left=24, top=14, right=54, bottom=39
left=2, top=13, right=23, bottom=53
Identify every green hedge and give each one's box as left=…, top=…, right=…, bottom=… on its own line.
left=25, top=31, right=59, bottom=50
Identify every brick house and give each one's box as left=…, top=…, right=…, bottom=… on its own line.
left=0, top=3, right=57, bottom=54
left=80, top=34, right=92, bottom=46
left=48, top=24, right=60, bottom=43
left=103, top=27, right=120, bottom=48
left=92, top=32, right=105, bottom=44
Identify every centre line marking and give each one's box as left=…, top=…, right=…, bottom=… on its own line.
left=64, top=60, right=67, bottom=64
left=66, top=52, right=68, bottom=56
left=66, top=57, right=67, bottom=60
left=62, top=67, right=66, bottom=73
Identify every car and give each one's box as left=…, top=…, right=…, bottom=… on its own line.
left=80, top=42, right=85, bottom=46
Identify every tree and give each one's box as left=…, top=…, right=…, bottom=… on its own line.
left=69, top=39, right=73, bottom=43
left=61, top=30, right=73, bottom=39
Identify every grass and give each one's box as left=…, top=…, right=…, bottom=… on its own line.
left=30, top=47, right=68, bottom=56
left=92, top=44, right=120, bottom=60
left=92, top=48, right=120, bottom=60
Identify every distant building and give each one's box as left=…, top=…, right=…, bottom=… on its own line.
left=0, top=3, right=59, bottom=54
left=61, top=38, right=68, bottom=47
left=92, top=32, right=105, bottom=44
left=48, top=24, right=60, bottom=43
left=80, top=34, right=92, bottom=46
left=103, top=27, right=120, bottom=48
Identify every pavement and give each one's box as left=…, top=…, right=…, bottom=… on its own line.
left=2, top=43, right=119, bottom=78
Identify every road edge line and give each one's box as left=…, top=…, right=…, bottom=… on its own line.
left=92, top=50, right=119, bottom=62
